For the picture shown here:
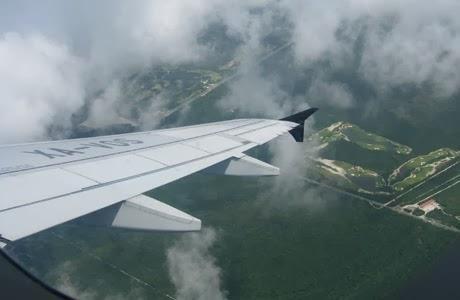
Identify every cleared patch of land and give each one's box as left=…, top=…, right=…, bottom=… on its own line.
left=389, top=148, right=459, bottom=192
left=309, top=158, right=389, bottom=197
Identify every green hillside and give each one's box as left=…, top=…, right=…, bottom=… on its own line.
left=310, top=122, right=412, bottom=155
left=310, top=158, right=389, bottom=196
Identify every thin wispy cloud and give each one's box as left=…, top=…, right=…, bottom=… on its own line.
left=167, top=228, right=227, bottom=300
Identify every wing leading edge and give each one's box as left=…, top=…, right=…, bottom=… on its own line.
left=0, top=108, right=317, bottom=244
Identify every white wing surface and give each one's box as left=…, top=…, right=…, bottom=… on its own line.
left=0, top=108, right=317, bottom=243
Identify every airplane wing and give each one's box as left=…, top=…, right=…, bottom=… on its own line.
left=0, top=108, right=317, bottom=245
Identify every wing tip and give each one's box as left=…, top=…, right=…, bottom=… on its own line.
left=280, top=107, right=318, bottom=142
left=280, top=107, right=318, bottom=124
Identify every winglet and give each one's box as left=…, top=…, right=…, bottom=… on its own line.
left=280, top=107, right=318, bottom=142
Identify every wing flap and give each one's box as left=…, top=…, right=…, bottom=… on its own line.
left=111, top=195, right=201, bottom=231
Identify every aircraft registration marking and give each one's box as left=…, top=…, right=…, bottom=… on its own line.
left=23, top=138, right=144, bottom=159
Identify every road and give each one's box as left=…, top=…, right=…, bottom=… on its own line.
left=413, top=173, right=460, bottom=203
left=383, top=160, right=460, bottom=207
left=418, top=176, right=460, bottom=203
left=300, top=176, right=460, bottom=233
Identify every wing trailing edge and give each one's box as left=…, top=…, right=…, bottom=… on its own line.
left=280, top=107, right=318, bottom=142
left=202, top=154, right=279, bottom=176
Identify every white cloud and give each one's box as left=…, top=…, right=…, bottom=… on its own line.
left=308, top=78, right=354, bottom=108
left=1, top=0, right=460, bottom=141
left=0, top=33, right=85, bottom=143
left=84, top=1, right=220, bottom=79
left=359, top=2, right=460, bottom=97
left=167, top=228, right=227, bottom=300
left=219, top=67, right=291, bottom=118
left=84, top=80, right=124, bottom=128
left=280, top=1, right=345, bottom=63
left=138, top=94, right=171, bottom=130
left=282, top=0, right=460, bottom=98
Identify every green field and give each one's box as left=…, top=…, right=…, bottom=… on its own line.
left=390, top=162, right=460, bottom=207
left=438, top=184, right=460, bottom=216
left=120, top=66, right=226, bottom=120
left=389, top=148, right=459, bottom=192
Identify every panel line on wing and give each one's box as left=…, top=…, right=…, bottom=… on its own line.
left=63, top=154, right=167, bottom=184
left=229, top=122, right=293, bottom=145
left=178, top=142, right=213, bottom=154
left=133, top=153, right=168, bottom=166
left=182, top=135, right=242, bottom=154
left=61, top=167, right=102, bottom=184
left=231, top=122, right=281, bottom=137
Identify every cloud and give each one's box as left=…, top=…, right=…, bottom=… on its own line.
left=4, top=2, right=460, bottom=299
left=54, top=263, right=98, bottom=300
left=308, top=77, right=354, bottom=109
left=82, top=0, right=220, bottom=80
left=255, top=120, right=330, bottom=210
left=166, top=228, right=227, bottom=300
left=280, top=1, right=345, bottom=64
left=0, top=33, right=85, bottom=143
left=268, top=135, right=310, bottom=193
left=2, top=0, right=460, bottom=144
left=138, top=93, right=171, bottom=130
left=218, top=67, right=292, bottom=118
left=359, top=2, right=460, bottom=97
left=0, top=1, right=226, bottom=143
left=83, top=80, right=126, bottom=128
left=282, top=0, right=460, bottom=98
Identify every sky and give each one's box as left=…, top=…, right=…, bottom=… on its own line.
left=1, top=1, right=460, bottom=299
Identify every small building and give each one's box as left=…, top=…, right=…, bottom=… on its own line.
left=418, top=198, right=440, bottom=213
